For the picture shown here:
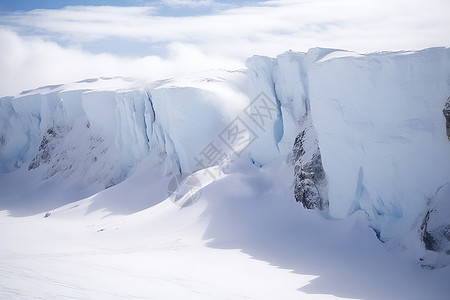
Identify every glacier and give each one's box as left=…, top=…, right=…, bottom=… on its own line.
left=246, top=48, right=450, bottom=249
left=1, top=48, right=450, bottom=267
left=0, top=72, right=247, bottom=180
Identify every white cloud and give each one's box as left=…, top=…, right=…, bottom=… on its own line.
left=0, top=0, right=449, bottom=96
left=0, top=29, right=241, bottom=96
left=161, top=0, right=216, bottom=8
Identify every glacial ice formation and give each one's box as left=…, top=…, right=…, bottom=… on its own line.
left=0, top=72, right=248, bottom=188
left=1, top=48, right=449, bottom=264
left=247, top=47, right=450, bottom=244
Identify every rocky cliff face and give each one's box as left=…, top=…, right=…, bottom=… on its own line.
left=417, top=98, right=450, bottom=268
left=419, top=183, right=450, bottom=269
left=444, top=97, right=450, bottom=141
left=292, top=115, right=328, bottom=210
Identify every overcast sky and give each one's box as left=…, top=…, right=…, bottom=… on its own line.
left=1, top=0, right=449, bottom=96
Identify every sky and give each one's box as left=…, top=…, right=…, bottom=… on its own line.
left=0, top=0, right=449, bottom=96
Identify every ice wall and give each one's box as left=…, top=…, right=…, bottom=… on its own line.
left=247, top=47, right=450, bottom=242
left=0, top=72, right=247, bottom=191
left=246, top=52, right=310, bottom=165
left=0, top=88, right=155, bottom=188
left=309, top=48, right=450, bottom=240
left=1, top=48, right=449, bottom=247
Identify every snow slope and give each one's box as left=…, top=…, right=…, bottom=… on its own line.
left=1, top=155, right=449, bottom=299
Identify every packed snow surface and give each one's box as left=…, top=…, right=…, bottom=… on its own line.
left=1, top=156, right=449, bottom=299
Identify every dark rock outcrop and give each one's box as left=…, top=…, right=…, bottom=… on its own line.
left=444, top=97, right=450, bottom=141
left=28, top=126, right=70, bottom=171
left=420, top=210, right=439, bottom=252
left=419, top=183, right=450, bottom=268
left=292, top=116, right=328, bottom=210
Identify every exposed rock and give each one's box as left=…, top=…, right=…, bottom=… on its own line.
left=28, top=126, right=70, bottom=171
left=26, top=123, right=115, bottom=186
left=444, top=97, right=450, bottom=141
left=421, top=210, right=439, bottom=251
left=419, top=183, right=450, bottom=268
left=292, top=115, right=328, bottom=210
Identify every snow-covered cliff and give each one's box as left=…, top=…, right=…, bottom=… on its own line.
left=1, top=48, right=449, bottom=266
left=0, top=72, right=247, bottom=180
left=247, top=47, right=450, bottom=266
left=0, top=72, right=248, bottom=214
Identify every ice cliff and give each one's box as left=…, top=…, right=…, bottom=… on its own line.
left=0, top=73, right=247, bottom=186
left=247, top=47, right=450, bottom=267
left=0, top=83, right=154, bottom=189
left=248, top=47, right=450, bottom=234
left=1, top=48, right=449, bottom=266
